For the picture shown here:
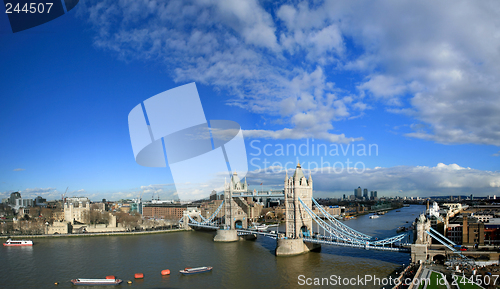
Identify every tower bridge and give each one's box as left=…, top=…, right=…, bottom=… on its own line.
left=410, top=213, right=492, bottom=268
left=181, top=163, right=411, bottom=256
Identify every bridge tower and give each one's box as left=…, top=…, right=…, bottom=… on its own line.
left=214, top=172, right=248, bottom=242
left=223, top=172, right=248, bottom=229
left=276, top=163, right=320, bottom=256
left=411, top=214, right=432, bottom=263
left=284, top=163, right=313, bottom=238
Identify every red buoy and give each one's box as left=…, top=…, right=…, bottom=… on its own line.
left=161, top=270, right=170, bottom=276
left=134, top=273, right=144, bottom=279
left=106, top=276, right=115, bottom=280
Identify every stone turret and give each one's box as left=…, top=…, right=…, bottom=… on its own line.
left=215, top=172, right=249, bottom=242
left=284, top=163, right=313, bottom=239
left=277, top=163, right=320, bottom=256
left=411, top=213, right=431, bottom=263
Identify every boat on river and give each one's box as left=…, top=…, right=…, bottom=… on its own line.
left=397, top=226, right=408, bottom=233
left=251, top=222, right=269, bottom=231
left=70, top=278, right=122, bottom=285
left=3, top=239, right=33, bottom=246
left=369, top=215, right=379, bottom=219
left=179, top=267, right=213, bottom=275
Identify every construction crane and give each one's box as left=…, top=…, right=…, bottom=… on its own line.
left=137, top=191, right=143, bottom=203
left=61, top=187, right=68, bottom=202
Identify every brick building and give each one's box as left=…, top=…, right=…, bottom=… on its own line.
left=142, top=203, right=194, bottom=220
left=446, top=215, right=485, bottom=245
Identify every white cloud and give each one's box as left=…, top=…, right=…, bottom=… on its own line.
left=139, top=183, right=177, bottom=199
left=246, top=163, right=500, bottom=197
left=357, top=75, right=407, bottom=105
left=213, top=0, right=279, bottom=51
left=278, top=1, right=500, bottom=146
left=13, top=168, right=25, bottom=171
left=79, top=0, right=500, bottom=146
left=336, top=1, right=500, bottom=145
left=20, top=187, right=60, bottom=198
left=110, top=191, right=136, bottom=200
left=243, top=129, right=361, bottom=144
left=78, top=0, right=364, bottom=143
left=105, top=184, right=178, bottom=201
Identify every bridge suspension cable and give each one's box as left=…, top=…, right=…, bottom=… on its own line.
left=299, top=198, right=370, bottom=244
left=299, top=197, right=409, bottom=247
left=187, top=200, right=225, bottom=227
left=311, top=197, right=372, bottom=240
left=202, top=200, right=224, bottom=224
left=424, top=230, right=469, bottom=260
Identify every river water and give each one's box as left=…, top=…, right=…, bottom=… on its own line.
left=0, top=205, right=425, bottom=289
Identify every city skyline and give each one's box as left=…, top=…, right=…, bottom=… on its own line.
left=2, top=1, right=500, bottom=201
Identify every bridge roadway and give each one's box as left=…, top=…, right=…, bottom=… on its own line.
left=187, top=223, right=279, bottom=238
left=233, top=194, right=285, bottom=198
left=188, top=223, right=410, bottom=252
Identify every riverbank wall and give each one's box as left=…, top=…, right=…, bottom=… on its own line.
left=0, top=228, right=188, bottom=239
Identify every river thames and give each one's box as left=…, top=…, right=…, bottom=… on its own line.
left=0, top=205, right=425, bottom=289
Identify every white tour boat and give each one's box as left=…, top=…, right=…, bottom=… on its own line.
left=70, top=278, right=123, bottom=285
left=3, top=239, right=33, bottom=246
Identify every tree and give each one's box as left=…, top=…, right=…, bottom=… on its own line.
left=81, top=210, right=90, bottom=224
left=115, top=212, right=140, bottom=231
left=0, top=222, right=13, bottom=235
left=40, top=208, right=52, bottom=220
left=28, top=207, right=42, bottom=219
left=82, top=209, right=110, bottom=226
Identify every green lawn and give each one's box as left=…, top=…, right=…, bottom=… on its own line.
left=418, top=271, right=449, bottom=289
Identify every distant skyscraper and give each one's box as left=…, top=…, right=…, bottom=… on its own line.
left=210, top=190, right=217, bottom=201
left=9, top=192, right=21, bottom=206
left=355, top=187, right=362, bottom=199
left=343, top=194, right=346, bottom=200
left=363, top=188, right=368, bottom=199
left=34, top=196, right=47, bottom=207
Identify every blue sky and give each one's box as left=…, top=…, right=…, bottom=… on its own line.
left=1, top=0, right=500, bottom=201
